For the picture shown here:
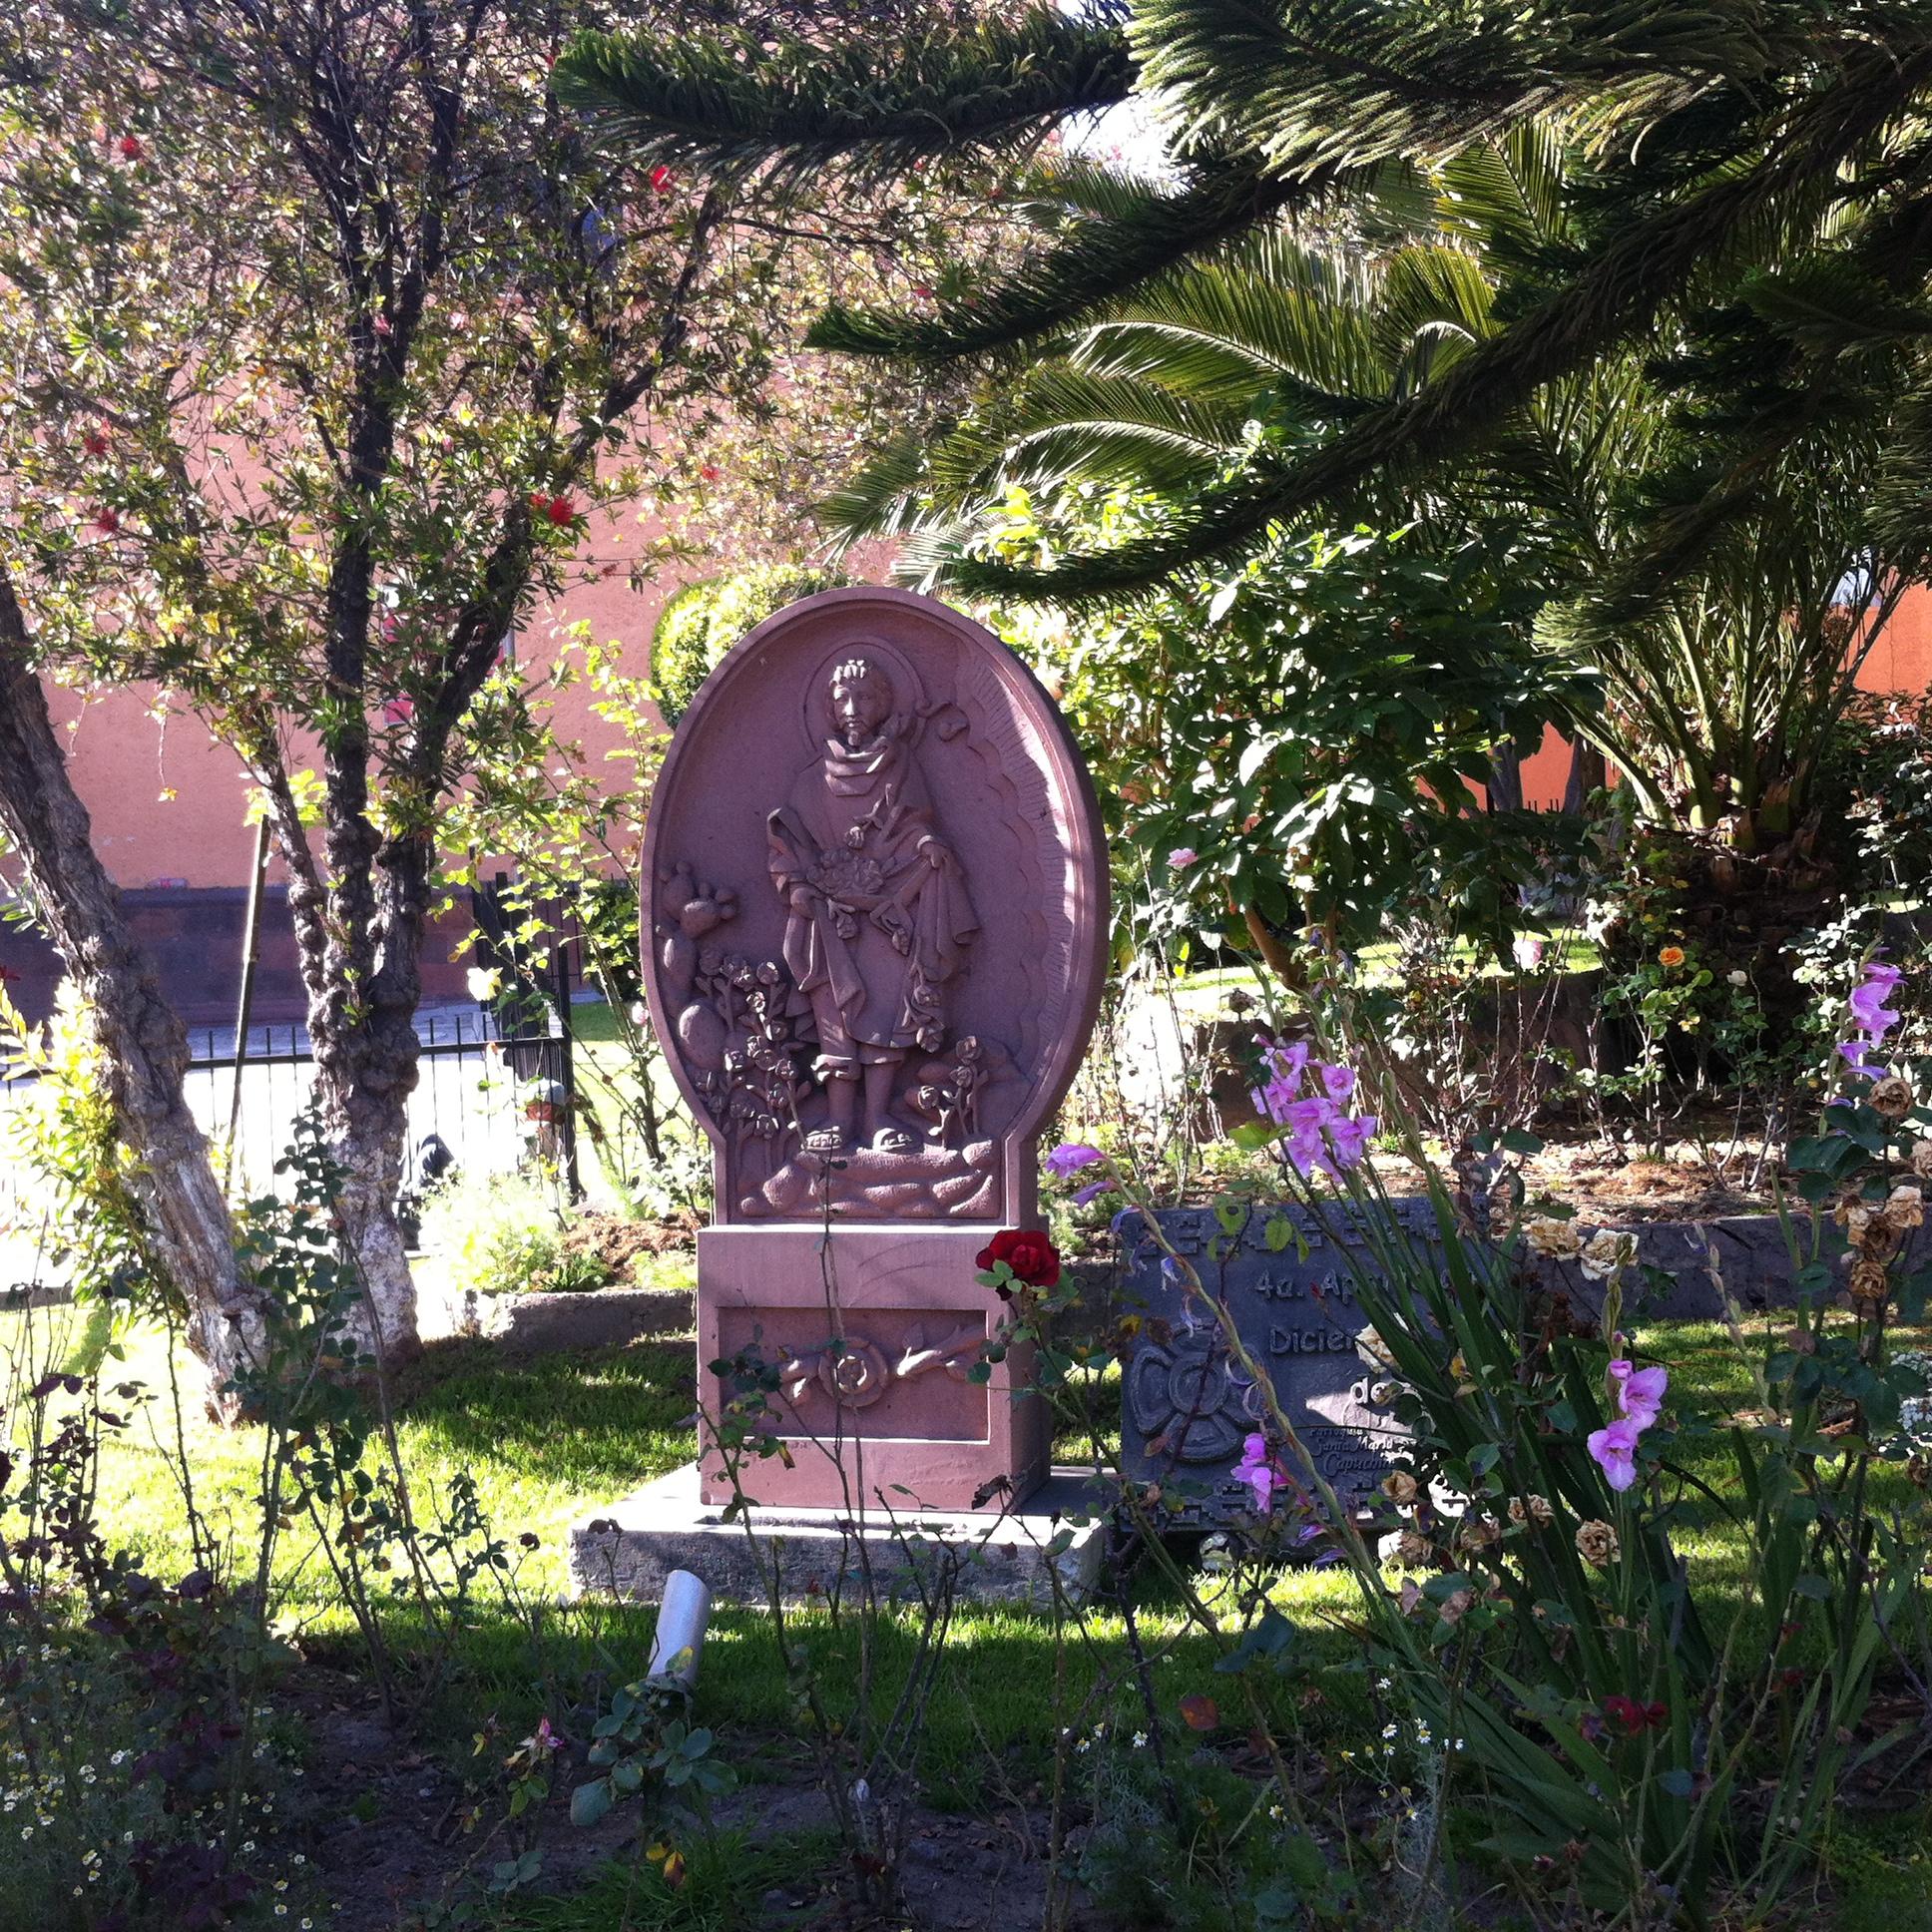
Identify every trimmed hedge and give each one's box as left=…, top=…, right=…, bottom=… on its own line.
left=650, top=563, right=848, bottom=723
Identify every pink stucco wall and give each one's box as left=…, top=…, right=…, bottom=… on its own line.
left=45, top=504, right=797, bottom=889
left=47, top=566, right=1932, bottom=882
left=1512, top=584, right=1932, bottom=810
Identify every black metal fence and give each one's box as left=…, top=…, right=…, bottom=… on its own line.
left=185, top=1007, right=564, bottom=1200
left=1, top=1005, right=574, bottom=1215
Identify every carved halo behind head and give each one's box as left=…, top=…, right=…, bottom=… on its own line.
left=801, top=636, right=925, bottom=752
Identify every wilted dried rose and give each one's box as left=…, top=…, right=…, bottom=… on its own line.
left=1393, top=1530, right=1433, bottom=1568
left=1575, top=1519, right=1621, bottom=1566
left=1356, top=1328, right=1398, bottom=1372
left=1847, top=1253, right=1892, bottom=1308
left=1380, top=1470, right=1418, bottom=1507
left=1886, top=1184, right=1925, bottom=1231
left=1509, top=1494, right=1555, bottom=1528
left=1579, top=1228, right=1635, bottom=1281
left=1525, top=1215, right=1584, bottom=1259
left=1869, top=1075, right=1916, bottom=1121
left=1912, top=1140, right=1932, bottom=1179
left=1458, top=1513, right=1501, bottom=1550
left=1438, top=1588, right=1476, bottom=1626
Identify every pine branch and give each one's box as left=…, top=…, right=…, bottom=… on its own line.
left=1130, top=0, right=1774, bottom=174
left=805, top=152, right=1338, bottom=359
left=553, top=8, right=1132, bottom=184
left=948, top=39, right=1932, bottom=599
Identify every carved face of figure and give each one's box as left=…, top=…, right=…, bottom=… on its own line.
left=829, top=659, right=893, bottom=748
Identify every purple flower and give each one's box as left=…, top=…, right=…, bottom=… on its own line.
left=1587, top=1417, right=1644, bottom=1492
left=1328, top=1115, right=1377, bottom=1168
left=1260, top=1037, right=1310, bottom=1084
left=1609, top=1360, right=1668, bottom=1429
left=1073, top=1177, right=1116, bottom=1207
left=1167, top=846, right=1199, bottom=870
left=1046, top=1143, right=1105, bottom=1179
left=1251, top=1039, right=1310, bottom=1124
left=1316, top=1062, right=1357, bottom=1103
left=1282, top=1132, right=1327, bottom=1177
left=1285, top=1095, right=1337, bottom=1139
left=1849, top=983, right=1900, bottom=1039
left=1232, top=1432, right=1279, bottom=1511
left=1841, top=958, right=1905, bottom=1074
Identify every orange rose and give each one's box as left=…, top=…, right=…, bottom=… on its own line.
left=1658, top=945, right=1687, bottom=968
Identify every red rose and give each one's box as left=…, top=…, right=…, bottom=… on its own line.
left=975, top=1227, right=1060, bottom=1290
left=1602, top=1693, right=1666, bottom=1737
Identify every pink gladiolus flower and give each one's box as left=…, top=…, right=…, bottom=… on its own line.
left=1609, top=1359, right=1668, bottom=1428
left=1251, top=1038, right=1310, bottom=1124
left=1841, top=958, right=1903, bottom=1074
left=1328, top=1115, right=1376, bottom=1168
left=1167, top=847, right=1198, bottom=870
left=1587, top=1417, right=1644, bottom=1492
left=1073, top=1178, right=1116, bottom=1207
left=1232, top=1432, right=1279, bottom=1511
left=1317, top=1062, right=1357, bottom=1103
left=1045, top=1143, right=1104, bottom=1179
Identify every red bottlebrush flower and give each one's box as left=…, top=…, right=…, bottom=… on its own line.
left=700, top=463, right=721, bottom=482
left=913, top=285, right=932, bottom=300
left=974, top=1227, right=1060, bottom=1290
left=649, top=164, right=674, bottom=195
left=93, top=507, right=121, bottom=534
left=545, top=494, right=576, bottom=526
left=528, top=491, right=550, bottom=514
left=81, top=427, right=110, bottom=457
left=116, top=134, right=144, bottom=161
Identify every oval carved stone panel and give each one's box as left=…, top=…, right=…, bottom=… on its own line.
left=641, top=587, right=1108, bottom=1224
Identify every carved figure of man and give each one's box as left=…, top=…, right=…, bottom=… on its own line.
left=767, top=655, right=978, bottom=1153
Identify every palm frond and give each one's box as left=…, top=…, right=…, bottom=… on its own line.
left=1072, top=234, right=1385, bottom=398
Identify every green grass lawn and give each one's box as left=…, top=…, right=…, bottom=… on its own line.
left=5, top=1299, right=1930, bottom=1925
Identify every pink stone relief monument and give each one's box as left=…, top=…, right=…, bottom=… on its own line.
left=641, top=588, right=1107, bottom=1512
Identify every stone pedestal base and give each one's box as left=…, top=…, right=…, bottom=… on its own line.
left=569, top=1463, right=1110, bottom=1609
left=697, top=1223, right=1049, bottom=1512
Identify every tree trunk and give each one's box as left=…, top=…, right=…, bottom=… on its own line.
left=0, top=579, right=263, bottom=1410
left=1488, top=741, right=1525, bottom=813
left=1562, top=741, right=1608, bottom=816
left=246, top=742, right=424, bottom=1368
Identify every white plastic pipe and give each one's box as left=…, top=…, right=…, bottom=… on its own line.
left=647, top=1569, right=711, bottom=1691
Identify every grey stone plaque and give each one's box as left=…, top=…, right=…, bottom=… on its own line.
left=1118, top=1201, right=1446, bottom=1522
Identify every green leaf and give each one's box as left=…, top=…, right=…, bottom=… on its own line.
left=569, top=1778, right=614, bottom=1828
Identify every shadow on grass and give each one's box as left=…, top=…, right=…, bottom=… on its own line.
left=389, top=1337, right=699, bottom=1491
